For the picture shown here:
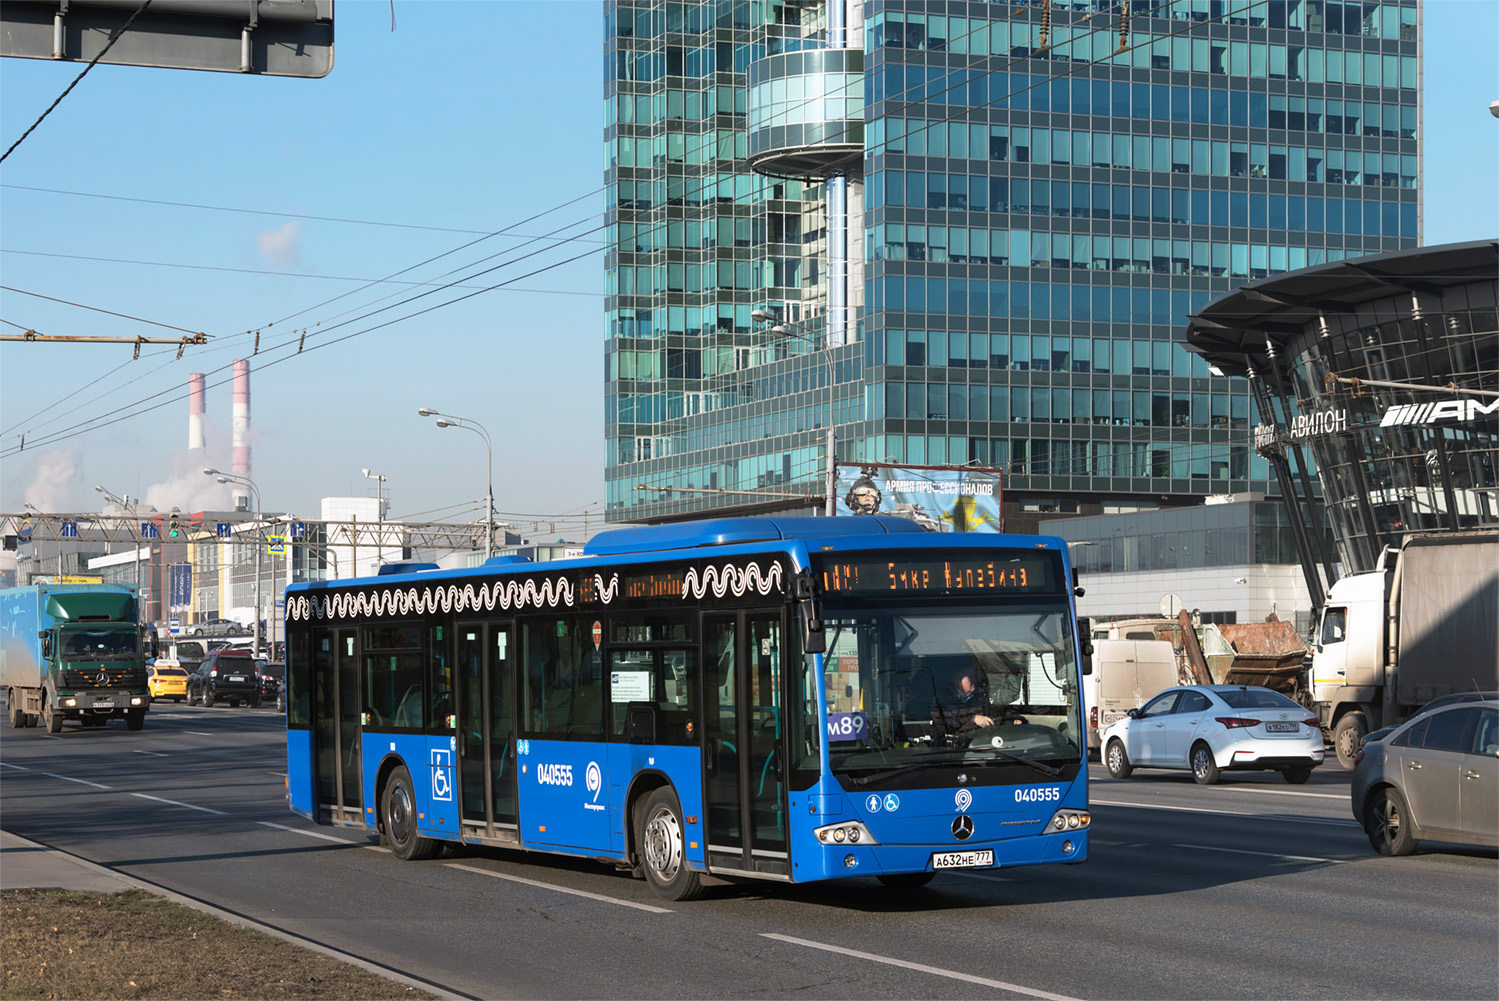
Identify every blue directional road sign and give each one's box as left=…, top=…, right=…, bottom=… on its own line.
left=60, top=520, right=78, bottom=538
left=141, top=522, right=160, bottom=540
left=216, top=522, right=232, bottom=539
left=290, top=521, right=307, bottom=540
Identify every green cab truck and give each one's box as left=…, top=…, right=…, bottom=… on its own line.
left=1, top=583, right=152, bottom=732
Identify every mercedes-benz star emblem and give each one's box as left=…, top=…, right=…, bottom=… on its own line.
left=95, top=670, right=108, bottom=685
left=952, top=815, right=974, bottom=841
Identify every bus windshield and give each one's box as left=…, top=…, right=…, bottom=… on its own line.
left=820, top=600, right=1083, bottom=789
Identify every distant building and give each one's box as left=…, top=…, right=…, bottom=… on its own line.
left=1187, top=239, right=1498, bottom=599
left=1043, top=496, right=1319, bottom=632
left=603, top=0, right=1421, bottom=528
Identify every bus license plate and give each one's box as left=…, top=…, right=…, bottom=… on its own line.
left=1264, top=722, right=1298, bottom=732
left=931, top=850, right=994, bottom=870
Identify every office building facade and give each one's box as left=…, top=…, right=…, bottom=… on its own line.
left=603, top=0, right=1421, bottom=528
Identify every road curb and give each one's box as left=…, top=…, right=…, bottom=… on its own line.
left=1, top=829, right=469, bottom=1000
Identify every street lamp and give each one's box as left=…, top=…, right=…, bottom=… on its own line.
left=95, top=485, right=143, bottom=593
left=203, top=467, right=265, bottom=658
left=362, top=468, right=389, bottom=567
left=752, top=309, right=837, bottom=516
left=419, top=407, right=495, bottom=559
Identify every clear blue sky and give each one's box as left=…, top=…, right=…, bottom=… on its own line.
left=2, top=0, right=1495, bottom=538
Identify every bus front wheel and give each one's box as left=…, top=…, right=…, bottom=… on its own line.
left=638, top=787, right=704, bottom=901
left=381, top=766, right=439, bottom=861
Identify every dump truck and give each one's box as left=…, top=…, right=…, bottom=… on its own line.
left=1311, top=531, right=1499, bottom=768
left=1, top=583, right=152, bottom=732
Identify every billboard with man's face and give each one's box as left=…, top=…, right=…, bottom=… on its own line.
left=834, top=467, right=1003, bottom=532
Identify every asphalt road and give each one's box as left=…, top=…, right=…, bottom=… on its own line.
left=2, top=701, right=1495, bottom=1000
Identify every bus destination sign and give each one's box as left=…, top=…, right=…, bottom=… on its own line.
left=816, top=552, right=1061, bottom=596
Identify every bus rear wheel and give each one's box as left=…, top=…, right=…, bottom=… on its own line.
left=638, top=787, right=704, bottom=901
left=382, top=766, right=439, bottom=861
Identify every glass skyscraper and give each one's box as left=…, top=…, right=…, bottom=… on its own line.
left=603, top=0, right=1420, bottom=529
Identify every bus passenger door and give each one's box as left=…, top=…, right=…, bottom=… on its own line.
left=457, top=621, right=518, bottom=842
left=312, top=628, right=362, bottom=825
left=702, top=611, right=789, bottom=876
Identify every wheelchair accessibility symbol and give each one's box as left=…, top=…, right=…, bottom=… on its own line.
left=430, top=748, right=453, bottom=802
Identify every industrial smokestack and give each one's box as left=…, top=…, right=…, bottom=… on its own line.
left=188, top=373, right=206, bottom=451
left=232, top=360, right=250, bottom=510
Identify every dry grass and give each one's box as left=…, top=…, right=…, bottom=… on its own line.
left=1, top=889, right=439, bottom=1000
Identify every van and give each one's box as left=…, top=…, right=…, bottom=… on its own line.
left=1083, top=639, right=1179, bottom=752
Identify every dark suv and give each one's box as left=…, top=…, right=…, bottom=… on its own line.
left=189, top=651, right=261, bottom=707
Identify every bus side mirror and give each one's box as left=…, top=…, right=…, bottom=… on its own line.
left=1078, top=618, right=1094, bottom=675
left=792, top=570, right=826, bottom=654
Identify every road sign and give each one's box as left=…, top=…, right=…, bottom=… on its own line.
left=60, top=520, right=78, bottom=538
left=267, top=535, right=287, bottom=555
left=216, top=522, right=232, bottom=539
left=168, top=618, right=181, bottom=636
left=290, top=522, right=307, bottom=540
left=141, top=522, right=160, bottom=540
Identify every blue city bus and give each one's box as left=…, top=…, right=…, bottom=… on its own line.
left=283, top=516, right=1092, bottom=900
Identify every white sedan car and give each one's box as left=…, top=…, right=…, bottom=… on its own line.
left=1101, top=685, right=1325, bottom=785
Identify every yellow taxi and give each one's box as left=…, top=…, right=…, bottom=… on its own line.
left=147, top=664, right=190, bottom=703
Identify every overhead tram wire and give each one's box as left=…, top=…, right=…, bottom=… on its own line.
left=3, top=1, right=1252, bottom=457
left=0, top=286, right=205, bottom=337
left=0, top=184, right=601, bottom=238
left=0, top=249, right=608, bottom=295
left=0, top=239, right=606, bottom=458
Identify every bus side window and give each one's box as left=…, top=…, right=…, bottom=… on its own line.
left=428, top=624, right=454, bottom=732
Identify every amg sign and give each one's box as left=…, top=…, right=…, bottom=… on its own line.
left=1379, top=399, right=1499, bottom=427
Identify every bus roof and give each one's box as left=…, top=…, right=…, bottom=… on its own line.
left=583, top=516, right=926, bottom=557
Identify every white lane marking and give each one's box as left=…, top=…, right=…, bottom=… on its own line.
left=0, top=762, right=29, bottom=771
left=447, top=863, right=673, bottom=914
left=955, top=871, right=1014, bottom=884
left=42, top=772, right=113, bottom=790
left=1090, top=799, right=1359, bottom=827
left=184, top=731, right=213, bottom=736
left=761, top=933, right=1082, bottom=1000
left=133, top=750, right=168, bottom=757
left=257, top=821, right=356, bottom=844
left=1091, top=779, right=1344, bottom=801
left=130, top=792, right=226, bottom=816
left=1174, top=843, right=1348, bottom=865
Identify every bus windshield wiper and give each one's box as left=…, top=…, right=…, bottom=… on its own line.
left=844, top=755, right=966, bottom=786
left=971, top=745, right=1061, bottom=777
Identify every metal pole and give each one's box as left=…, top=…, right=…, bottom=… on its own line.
left=485, top=446, right=494, bottom=559
left=822, top=343, right=836, bottom=516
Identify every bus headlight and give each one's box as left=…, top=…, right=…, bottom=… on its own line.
left=813, top=820, right=878, bottom=846
left=1046, top=809, right=1090, bottom=833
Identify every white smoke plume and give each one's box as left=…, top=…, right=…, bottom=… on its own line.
left=143, top=420, right=233, bottom=514
left=256, top=221, right=301, bottom=269
left=19, top=448, right=80, bottom=512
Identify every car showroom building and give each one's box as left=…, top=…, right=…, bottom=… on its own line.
left=1185, top=239, right=1498, bottom=603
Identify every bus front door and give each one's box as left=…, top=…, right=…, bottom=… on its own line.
left=457, top=621, right=518, bottom=842
left=312, top=628, right=362, bottom=826
left=702, top=611, right=789, bottom=877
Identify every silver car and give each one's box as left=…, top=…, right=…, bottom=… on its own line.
left=1351, top=700, right=1499, bottom=856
